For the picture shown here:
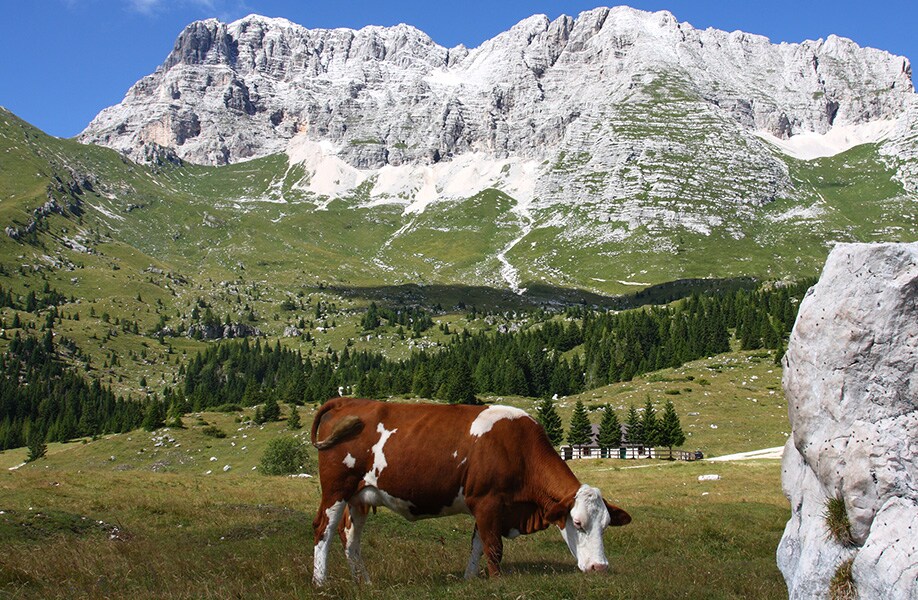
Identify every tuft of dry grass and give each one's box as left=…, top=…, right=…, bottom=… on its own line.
left=829, top=558, right=858, bottom=600
left=824, top=496, right=854, bottom=547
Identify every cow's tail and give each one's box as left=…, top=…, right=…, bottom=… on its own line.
left=311, top=401, right=364, bottom=450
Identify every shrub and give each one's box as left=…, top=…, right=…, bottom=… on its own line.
left=201, top=425, right=226, bottom=439
left=260, top=436, right=312, bottom=476
left=829, top=558, right=857, bottom=600
left=824, top=496, right=854, bottom=547
left=213, top=403, right=243, bottom=413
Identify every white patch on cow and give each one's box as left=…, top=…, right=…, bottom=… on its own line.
left=344, top=506, right=371, bottom=583
left=452, top=450, right=458, bottom=458
left=313, top=500, right=345, bottom=585
left=355, top=486, right=417, bottom=520
left=363, top=422, right=397, bottom=487
left=344, top=521, right=355, bottom=548
left=464, top=528, right=484, bottom=580
left=558, top=484, right=611, bottom=573
left=469, top=405, right=528, bottom=437
left=458, top=457, right=467, bottom=467
left=506, top=528, right=521, bottom=539
left=343, top=453, right=356, bottom=468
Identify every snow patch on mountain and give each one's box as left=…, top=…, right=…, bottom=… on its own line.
left=285, top=133, right=538, bottom=214
left=755, top=120, right=897, bottom=160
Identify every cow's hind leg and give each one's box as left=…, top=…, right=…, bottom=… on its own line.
left=471, top=503, right=504, bottom=577
left=313, top=495, right=347, bottom=586
left=464, top=526, right=484, bottom=580
left=339, top=501, right=371, bottom=584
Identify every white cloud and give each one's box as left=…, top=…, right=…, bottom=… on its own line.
left=126, top=0, right=244, bottom=18
left=128, top=0, right=163, bottom=14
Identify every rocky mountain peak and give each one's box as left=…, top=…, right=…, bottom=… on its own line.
left=79, top=6, right=916, bottom=213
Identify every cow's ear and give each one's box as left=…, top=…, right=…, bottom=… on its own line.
left=604, top=499, right=632, bottom=526
left=546, top=493, right=576, bottom=528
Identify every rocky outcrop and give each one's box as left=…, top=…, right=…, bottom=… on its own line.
left=778, top=242, right=918, bottom=599
left=186, top=322, right=262, bottom=340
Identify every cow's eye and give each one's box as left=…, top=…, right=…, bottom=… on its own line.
left=573, top=519, right=584, bottom=531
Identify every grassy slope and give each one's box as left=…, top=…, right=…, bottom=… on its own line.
left=0, top=409, right=787, bottom=600
left=511, top=143, right=917, bottom=294
left=4, top=106, right=917, bottom=307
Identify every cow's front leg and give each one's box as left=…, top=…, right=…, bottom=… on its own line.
left=313, top=496, right=346, bottom=586
left=464, top=526, right=484, bottom=580
left=341, top=502, right=371, bottom=584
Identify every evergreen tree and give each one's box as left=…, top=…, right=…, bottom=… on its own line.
left=597, top=406, right=622, bottom=451
left=141, top=400, right=165, bottom=431
left=262, top=394, right=281, bottom=422
left=26, top=426, right=47, bottom=462
left=167, top=400, right=184, bottom=428
left=640, top=397, right=659, bottom=450
left=624, top=404, right=643, bottom=446
left=658, top=399, right=686, bottom=460
left=254, top=405, right=264, bottom=424
left=361, top=302, right=381, bottom=331
left=774, top=340, right=785, bottom=366
left=536, top=397, right=564, bottom=447
left=287, top=404, right=302, bottom=430
left=442, top=361, right=476, bottom=404
left=567, top=400, right=592, bottom=446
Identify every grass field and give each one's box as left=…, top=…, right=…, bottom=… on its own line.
left=0, top=396, right=789, bottom=600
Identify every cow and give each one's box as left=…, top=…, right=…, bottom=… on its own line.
left=310, top=397, right=631, bottom=585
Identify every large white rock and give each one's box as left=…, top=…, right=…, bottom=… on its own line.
left=779, top=242, right=918, bottom=599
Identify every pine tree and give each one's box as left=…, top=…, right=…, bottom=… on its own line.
left=262, top=394, right=281, bottom=422
left=536, top=397, right=564, bottom=447
left=625, top=404, right=643, bottom=446
left=443, top=361, right=476, bottom=404
left=640, top=397, right=659, bottom=451
left=26, top=426, right=47, bottom=462
left=287, top=404, right=302, bottom=430
left=141, top=400, right=165, bottom=431
left=167, top=400, right=184, bottom=428
left=597, top=406, right=622, bottom=452
left=774, top=340, right=785, bottom=366
left=567, top=400, right=592, bottom=447
left=658, top=399, right=686, bottom=460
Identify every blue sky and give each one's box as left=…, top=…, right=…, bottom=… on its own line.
left=3, top=0, right=915, bottom=138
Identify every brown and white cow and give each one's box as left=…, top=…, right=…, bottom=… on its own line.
left=310, top=397, right=631, bottom=585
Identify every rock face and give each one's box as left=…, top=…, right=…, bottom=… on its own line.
left=778, top=242, right=918, bottom=599
left=79, top=7, right=916, bottom=211
left=186, top=322, right=262, bottom=340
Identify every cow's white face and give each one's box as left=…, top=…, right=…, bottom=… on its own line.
left=558, top=484, right=630, bottom=573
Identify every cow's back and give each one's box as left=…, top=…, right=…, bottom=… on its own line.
left=314, top=398, right=489, bottom=517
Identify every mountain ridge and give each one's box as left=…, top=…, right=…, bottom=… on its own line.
left=80, top=6, right=914, bottom=165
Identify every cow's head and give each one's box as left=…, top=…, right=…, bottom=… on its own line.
left=553, top=484, right=631, bottom=573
